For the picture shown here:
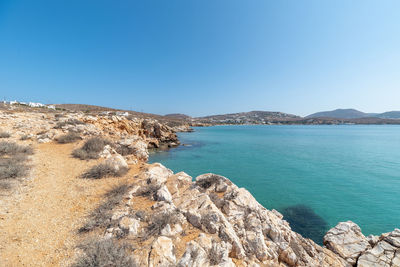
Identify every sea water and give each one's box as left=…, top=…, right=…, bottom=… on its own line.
left=149, top=125, right=400, bottom=243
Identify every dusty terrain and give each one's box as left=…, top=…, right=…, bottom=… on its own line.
left=0, top=142, right=141, bottom=266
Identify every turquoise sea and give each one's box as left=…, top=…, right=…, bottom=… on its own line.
left=149, top=125, right=400, bottom=244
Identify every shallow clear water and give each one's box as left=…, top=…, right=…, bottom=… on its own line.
left=149, top=125, right=400, bottom=243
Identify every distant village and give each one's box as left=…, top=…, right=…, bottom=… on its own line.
left=2, top=100, right=56, bottom=110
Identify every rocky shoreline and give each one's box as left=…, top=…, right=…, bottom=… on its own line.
left=0, top=109, right=398, bottom=266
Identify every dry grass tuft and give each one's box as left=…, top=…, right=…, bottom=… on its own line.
left=0, top=141, right=34, bottom=156
left=81, top=163, right=128, bottom=179
left=71, top=238, right=136, bottom=267
left=0, top=131, right=11, bottom=138
left=54, top=119, right=85, bottom=129
left=208, top=242, right=224, bottom=265
left=78, top=183, right=131, bottom=233
left=56, top=132, right=82, bottom=144
left=142, top=210, right=180, bottom=240
left=72, top=137, right=111, bottom=160
left=0, top=142, right=33, bottom=190
left=136, top=184, right=161, bottom=199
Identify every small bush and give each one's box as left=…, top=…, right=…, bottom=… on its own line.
left=56, top=132, right=82, bottom=144
left=115, top=145, right=136, bottom=156
left=54, top=119, right=85, bottom=129
left=72, top=137, right=111, bottom=160
left=0, top=132, right=11, bottom=138
left=0, top=157, right=29, bottom=180
left=79, top=184, right=131, bottom=233
left=71, top=238, right=136, bottom=267
left=142, top=210, right=180, bottom=240
left=0, top=142, right=33, bottom=156
left=0, top=181, right=12, bottom=190
left=81, top=163, right=128, bottom=179
left=136, top=184, right=161, bottom=199
left=208, top=242, right=224, bottom=265
left=20, top=135, right=31, bottom=141
left=0, top=143, right=32, bottom=185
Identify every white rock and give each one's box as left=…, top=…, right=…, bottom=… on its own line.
left=323, top=221, right=371, bottom=265
left=149, top=236, right=176, bottom=267
left=156, top=185, right=172, bottom=202
left=105, top=154, right=128, bottom=171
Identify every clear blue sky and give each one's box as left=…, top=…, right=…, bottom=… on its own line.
left=1, top=0, right=399, bottom=116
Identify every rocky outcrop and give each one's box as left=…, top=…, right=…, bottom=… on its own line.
left=104, top=164, right=350, bottom=266
left=324, top=221, right=371, bottom=265
left=324, top=222, right=400, bottom=267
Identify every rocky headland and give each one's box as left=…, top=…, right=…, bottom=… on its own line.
left=0, top=106, right=398, bottom=266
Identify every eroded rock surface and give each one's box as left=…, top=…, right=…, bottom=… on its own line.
left=103, top=164, right=351, bottom=266
left=324, top=221, right=371, bottom=265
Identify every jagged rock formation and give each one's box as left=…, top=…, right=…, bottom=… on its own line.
left=105, top=165, right=349, bottom=266
left=325, top=222, right=400, bottom=266
left=0, top=111, right=178, bottom=152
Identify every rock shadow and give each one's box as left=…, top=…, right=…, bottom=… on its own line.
left=281, top=204, right=328, bottom=245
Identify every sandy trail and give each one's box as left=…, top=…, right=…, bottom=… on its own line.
left=0, top=142, right=139, bottom=267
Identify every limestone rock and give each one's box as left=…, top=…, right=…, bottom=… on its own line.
left=105, top=154, right=128, bottom=171
left=156, top=185, right=172, bottom=202
left=324, top=221, right=371, bottom=265
left=149, top=236, right=176, bottom=267
left=99, top=144, right=117, bottom=158
left=119, top=216, right=140, bottom=235
left=358, top=228, right=400, bottom=267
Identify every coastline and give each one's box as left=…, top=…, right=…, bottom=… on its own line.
left=0, top=108, right=398, bottom=266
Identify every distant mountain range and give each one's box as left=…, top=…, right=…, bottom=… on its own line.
left=21, top=104, right=400, bottom=125
left=306, top=109, right=400, bottom=119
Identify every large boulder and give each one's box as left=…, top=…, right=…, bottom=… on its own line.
left=324, top=221, right=371, bottom=265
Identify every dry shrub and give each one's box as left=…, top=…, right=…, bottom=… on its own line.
left=142, top=210, right=180, bottom=240
left=72, top=137, right=111, bottom=160
left=54, top=119, right=85, bottom=129
left=56, top=132, right=82, bottom=144
left=20, top=134, right=31, bottom=141
left=0, top=141, right=33, bottom=156
left=0, top=142, right=33, bottom=190
left=79, top=184, right=131, bottom=233
left=71, top=238, right=136, bottom=267
left=81, top=163, right=128, bottom=179
left=136, top=184, right=161, bottom=199
left=208, top=242, right=224, bottom=265
left=0, top=157, right=29, bottom=179
left=0, top=132, right=11, bottom=138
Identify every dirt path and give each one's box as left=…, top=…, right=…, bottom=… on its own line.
left=0, top=142, right=139, bottom=267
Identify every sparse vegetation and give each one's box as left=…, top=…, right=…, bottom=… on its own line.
left=0, top=141, right=33, bottom=156
left=0, top=131, right=11, bottom=138
left=71, top=238, right=136, bottom=267
left=72, top=137, right=111, bottom=160
left=20, top=134, right=31, bottom=141
left=81, top=163, right=128, bottom=179
left=142, top=210, right=180, bottom=240
left=136, top=184, right=161, bottom=199
left=115, top=145, right=136, bottom=156
left=0, top=157, right=29, bottom=179
left=54, top=119, right=85, bottom=129
left=196, top=174, right=221, bottom=189
left=79, top=183, right=131, bottom=233
left=208, top=242, right=224, bottom=265
left=0, top=142, right=33, bottom=190
left=56, top=132, right=82, bottom=144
